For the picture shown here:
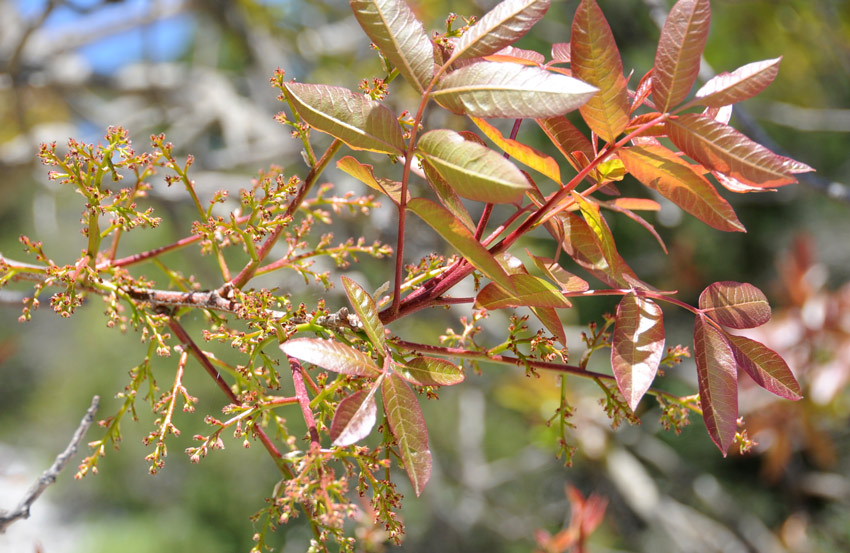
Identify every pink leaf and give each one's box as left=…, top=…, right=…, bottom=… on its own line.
left=652, top=0, right=712, bottom=112
left=280, top=338, right=381, bottom=377
left=611, top=294, right=665, bottom=410
left=695, top=58, right=781, bottom=107
left=667, top=113, right=805, bottom=187
left=698, top=281, right=771, bottom=329
left=694, top=315, right=738, bottom=455
left=727, top=334, right=801, bottom=400
left=382, top=373, right=432, bottom=496
left=330, top=387, right=378, bottom=446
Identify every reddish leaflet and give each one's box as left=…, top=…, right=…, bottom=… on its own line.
left=0, top=0, right=811, bottom=549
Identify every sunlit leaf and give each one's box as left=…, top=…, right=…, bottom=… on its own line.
left=475, top=274, right=572, bottom=309
left=611, top=294, right=665, bottom=411
left=550, top=42, right=570, bottom=64
left=624, top=112, right=667, bottom=136
left=529, top=254, right=590, bottom=292
left=484, top=45, right=546, bottom=66
left=281, top=338, right=382, bottom=377
left=652, top=0, right=711, bottom=112
left=619, top=144, right=745, bottom=232
left=558, top=212, right=640, bottom=288
left=393, top=357, right=464, bottom=386
left=712, top=171, right=775, bottom=194
left=471, top=116, right=560, bottom=182
left=433, top=61, right=597, bottom=119
left=351, top=0, right=436, bottom=93
left=631, top=68, right=654, bottom=113
left=602, top=199, right=668, bottom=254
left=571, top=0, right=630, bottom=142
left=607, top=197, right=661, bottom=211
left=698, top=281, right=771, bottom=329
left=282, top=82, right=405, bottom=155
left=449, top=0, right=550, bottom=62
left=727, top=334, right=802, bottom=400
left=337, top=156, right=407, bottom=204
left=408, top=198, right=514, bottom=291
left=330, top=387, right=378, bottom=446
left=417, top=129, right=530, bottom=203
left=382, top=373, right=432, bottom=496
left=421, top=159, right=475, bottom=231
left=341, top=276, right=386, bottom=351
left=694, top=58, right=781, bottom=107
left=536, top=116, right=595, bottom=172
left=571, top=192, right=622, bottom=272
left=667, top=114, right=802, bottom=187
left=694, top=314, right=738, bottom=456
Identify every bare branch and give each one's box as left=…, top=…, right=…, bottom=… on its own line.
left=0, top=396, right=100, bottom=534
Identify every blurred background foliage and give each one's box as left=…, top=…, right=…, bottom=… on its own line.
left=1, top=0, right=849, bottom=552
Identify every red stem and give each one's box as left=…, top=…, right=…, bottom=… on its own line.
left=287, top=356, right=320, bottom=450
